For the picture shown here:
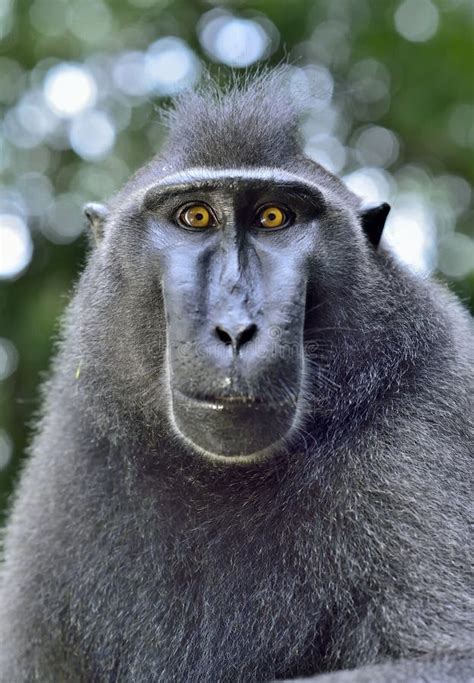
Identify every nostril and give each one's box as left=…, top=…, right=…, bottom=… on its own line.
left=215, top=326, right=233, bottom=346
left=237, top=323, right=257, bottom=348
left=214, top=323, right=258, bottom=351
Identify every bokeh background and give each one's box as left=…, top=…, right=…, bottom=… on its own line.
left=0, top=0, right=473, bottom=522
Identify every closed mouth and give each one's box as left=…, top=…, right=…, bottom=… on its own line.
left=173, top=388, right=297, bottom=410
left=171, top=386, right=300, bottom=459
left=173, top=388, right=263, bottom=410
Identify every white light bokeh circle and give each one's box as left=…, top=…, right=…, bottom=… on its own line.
left=145, top=38, right=201, bottom=95
left=44, top=63, right=97, bottom=118
left=17, top=172, right=54, bottom=216
left=0, top=188, right=27, bottom=219
left=290, top=64, right=334, bottom=112
left=434, top=174, right=472, bottom=216
left=0, top=214, right=33, bottom=280
left=343, top=167, right=395, bottom=205
left=384, top=194, right=437, bottom=276
left=309, top=20, right=351, bottom=68
left=44, top=193, right=87, bottom=244
left=353, top=125, right=400, bottom=168
left=305, top=134, right=347, bottom=174
left=3, top=89, right=59, bottom=150
left=198, top=11, right=271, bottom=67
left=113, top=51, right=150, bottom=96
left=69, top=111, right=115, bottom=160
left=438, top=233, right=474, bottom=279
left=214, top=19, right=268, bottom=67
left=394, top=0, right=439, bottom=43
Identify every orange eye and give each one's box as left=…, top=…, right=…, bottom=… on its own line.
left=259, top=206, right=287, bottom=229
left=179, top=204, right=213, bottom=229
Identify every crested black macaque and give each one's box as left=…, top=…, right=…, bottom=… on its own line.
left=0, top=70, right=472, bottom=683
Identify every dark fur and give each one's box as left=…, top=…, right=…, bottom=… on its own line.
left=0, top=70, right=472, bottom=682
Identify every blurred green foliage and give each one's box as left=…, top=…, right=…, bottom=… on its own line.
left=0, top=0, right=473, bottom=523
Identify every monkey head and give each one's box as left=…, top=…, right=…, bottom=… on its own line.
left=82, top=76, right=390, bottom=463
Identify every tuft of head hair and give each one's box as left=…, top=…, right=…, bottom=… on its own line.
left=115, top=66, right=360, bottom=211
left=161, top=67, right=311, bottom=169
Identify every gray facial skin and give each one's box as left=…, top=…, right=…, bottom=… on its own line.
left=143, top=172, right=327, bottom=460
left=0, top=70, right=472, bottom=683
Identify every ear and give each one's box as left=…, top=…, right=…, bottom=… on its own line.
left=83, top=203, right=109, bottom=244
left=359, top=202, right=390, bottom=249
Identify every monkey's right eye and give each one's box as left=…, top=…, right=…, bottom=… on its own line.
left=177, top=204, right=215, bottom=229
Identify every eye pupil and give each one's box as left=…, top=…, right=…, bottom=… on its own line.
left=179, top=204, right=212, bottom=229
left=260, top=206, right=286, bottom=229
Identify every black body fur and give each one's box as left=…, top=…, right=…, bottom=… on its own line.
left=0, top=70, right=472, bottom=682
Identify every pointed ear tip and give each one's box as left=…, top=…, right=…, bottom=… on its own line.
left=360, top=202, right=391, bottom=215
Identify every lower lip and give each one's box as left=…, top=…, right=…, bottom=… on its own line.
left=173, top=389, right=262, bottom=411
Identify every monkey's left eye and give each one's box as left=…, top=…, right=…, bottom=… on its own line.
left=257, top=205, right=289, bottom=230
left=177, top=203, right=215, bottom=229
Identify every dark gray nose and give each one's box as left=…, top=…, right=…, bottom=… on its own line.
left=215, top=323, right=258, bottom=353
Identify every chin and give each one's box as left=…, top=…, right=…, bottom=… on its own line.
left=169, top=388, right=298, bottom=463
